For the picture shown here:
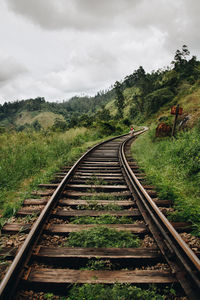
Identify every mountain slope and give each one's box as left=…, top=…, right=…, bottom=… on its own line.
left=15, top=111, right=65, bottom=129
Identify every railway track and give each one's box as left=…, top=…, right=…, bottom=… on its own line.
left=0, top=130, right=200, bottom=299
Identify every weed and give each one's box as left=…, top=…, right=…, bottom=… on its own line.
left=81, top=193, right=123, bottom=201
left=77, top=202, right=122, bottom=211
left=65, top=226, right=141, bottom=248
left=2, top=202, right=20, bottom=218
left=81, top=259, right=113, bottom=270
left=0, top=218, right=7, bottom=230
left=44, top=294, right=55, bottom=300
left=70, top=215, right=134, bottom=224
left=66, top=283, right=165, bottom=300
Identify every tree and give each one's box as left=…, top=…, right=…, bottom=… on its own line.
left=171, top=45, right=200, bottom=83
left=132, top=91, right=145, bottom=114
left=52, top=118, right=67, bottom=131
left=114, top=81, right=124, bottom=118
left=32, top=120, right=42, bottom=131
left=171, top=45, right=191, bottom=71
left=79, top=114, right=93, bottom=127
left=96, top=108, right=111, bottom=122
left=145, top=87, right=174, bottom=115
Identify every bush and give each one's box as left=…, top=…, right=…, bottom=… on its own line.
left=98, top=121, right=116, bottom=136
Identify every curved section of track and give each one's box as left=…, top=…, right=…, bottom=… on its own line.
left=0, top=130, right=199, bottom=300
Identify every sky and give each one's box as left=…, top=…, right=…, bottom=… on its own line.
left=0, top=0, right=200, bottom=105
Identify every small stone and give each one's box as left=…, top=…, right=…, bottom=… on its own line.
left=192, top=248, right=198, bottom=252
left=6, top=241, right=13, bottom=246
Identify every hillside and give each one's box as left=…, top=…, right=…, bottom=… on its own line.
left=0, top=89, right=115, bottom=130
left=154, top=83, right=200, bottom=127
left=15, top=111, right=65, bottom=129
left=1, top=45, right=200, bottom=133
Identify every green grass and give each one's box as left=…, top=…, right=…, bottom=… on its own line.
left=81, top=259, right=113, bottom=270
left=131, top=125, right=200, bottom=236
left=80, top=193, right=124, bottom=201
left=77, top=201, right=122, bottom=211
left=65, top=284, right=165, bottom=300
left=65, top=226, right=141, bottom=248
left=0, top=128, right=109, bottom=217
left=70, top=215, right=134, bottom=224
left=44, top=284, right=175, bottom=300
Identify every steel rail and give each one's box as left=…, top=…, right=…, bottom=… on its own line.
left=119, top=132, right=200, bottom=300
left=0, top=132, right=130, bottom=300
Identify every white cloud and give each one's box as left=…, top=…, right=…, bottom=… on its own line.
left=0, top=56, right=27, bottom=84
left=0, top=0, right=200, bottom=104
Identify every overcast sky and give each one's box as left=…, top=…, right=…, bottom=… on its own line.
left=0, top=0, right=200, bottom=105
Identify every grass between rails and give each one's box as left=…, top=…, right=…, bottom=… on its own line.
left=81, top=259, right=113, bottom=271
left=77, top=201, right=123, bottom=211
left=70, top=215, right=134, bottom=224
left=66, top=284, right=166, bottom=300
left=65, top=226, right=141, bottom=248
left=0, top=128, right=113, bottom=219
left=80, top=193, right=126, bottom=201
left=44, top=284, right=176, bottom=300
left=131, top=125, right=200, bottom=236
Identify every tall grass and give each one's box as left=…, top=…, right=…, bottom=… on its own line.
left=131, top=125, right=200, bottom=235
left=0, top=128, right=104, bottom=215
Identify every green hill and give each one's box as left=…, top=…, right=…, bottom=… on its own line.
left=15, top=111, right=65, bottom=129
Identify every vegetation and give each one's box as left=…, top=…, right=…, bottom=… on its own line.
left=77, top=201, right=122, bottom=211
left=0, top=91, right=115, bottom=131
left=80, top=193, right=125, bottom=201
left=65, top=226, right=141, bottom=248
left=71, top=215, right=134, bottom=224
left=131, top=124, right=200, bottom=235
left=44, top=284, right=173, bottom=300
left=65, top=284, right=165, bottom=300
left=114, top=81, right=125, bottom=118
left=81, top=259, right=113, bottom=270
left=0, top=128, right=107, bottom=217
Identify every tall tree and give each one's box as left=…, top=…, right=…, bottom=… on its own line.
left=114, top=81, right=124, bottom=118
left=171, top=45, right=190, bottom=71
